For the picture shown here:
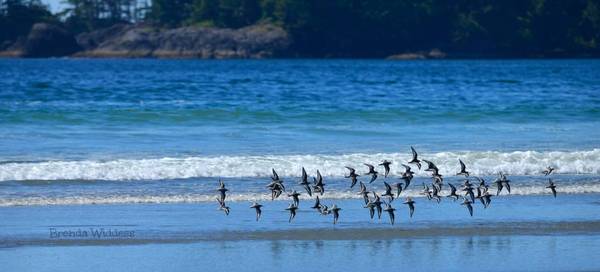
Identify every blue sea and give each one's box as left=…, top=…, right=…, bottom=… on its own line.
left=1, top=59, right=600, bottom=271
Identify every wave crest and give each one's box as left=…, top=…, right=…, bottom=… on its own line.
left=0, top=149, right=599, bottom=181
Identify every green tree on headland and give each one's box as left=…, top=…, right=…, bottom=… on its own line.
left=1, top=0, right=600, bottom=57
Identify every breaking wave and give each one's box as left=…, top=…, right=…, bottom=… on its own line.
left=1, top=149, right=599, bottom=181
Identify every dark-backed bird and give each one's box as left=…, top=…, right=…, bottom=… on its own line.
left=462, top=183, right=475, bottom=203
left=364, top=163, right=378, bottom=183
left=546, top=179, right=557, bottom=198
left=422, top=159, right=438, bottom=173
left=431, top=184, right=441, bottom=203
left=364, top=201, right=376, bottom=220
left=358, top=182, right=370, bottom=205
left=421, top=183, right=432, bottom=200
left=379, top=160, right=392, bottom=178
left=384, top=203, right=396, bottom=225
left=494, top=173, right=505, bottom=196
left=311, top=196, right=323, bottom=213
left=408, top=146, right=421, bottom=169
left=501, top=173, right=511, bottom=194
left=543, top=166, right=555, bottom=176
left=400, top=164, right=414, bottom=188
left=217, top=179, right=228, bottom=202
left=345, top=167, right=360, bottom=188
left=320, top=204, right=330, bottom=215
left=382, top=181, right=395, bottom=202
left=285, top=203, right=298, bottom=223
left=372, top=192, right=383, bottom=219
left=299, top=167, right=312, bottom=197
left=474, top=176, right=487, bottom=190
left=287, top=190, right=301, bottom=206
left=216, top=197, right=230, bottom=215
left=475, top=187, right=486, bottom=207
left=461, top=198, right=474, bottom=217
left=456, top=159, right=469, bottom=177
left=482, top=191, right=492, bottom=208
left=447, top=183, right=459, bottom=201
left=331, top=204, right=341, bottom=224
left=250, top=202, right=263, bottom=221
left=403, top=197, right=415, bottom=218
left=312, top=170, right=325, bottom=195
left=395, top=182, right=404, bottom=198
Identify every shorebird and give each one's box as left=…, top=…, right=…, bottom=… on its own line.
left=216, top=197, right=230, bottom=215
left=364, top=201, right=376, bottom=220
left=447, top=183, right=459, bottom=201
left=285, top=203, right=299, bottom=223
left=422, top=159, right=438, bottom=173
left=364, top=163, right=378, bottom=183
left=403, top=197, right=415, bottom=218
left=408, top=146, right=421, bottom=169
left=395, top=182, right=404, bottom=198
left=358, top=182, right=370, bottom=205
left=372, top=192, right=383, bottom=219
left=431, top=184, right=441, bottom=203
left=462, top=183, right=475, bottom=203
left=421, top=183, right=432, bottom=200
left=400, top=164, right=414, bottom=189
left=288, top=190, right=301, bottom=206
left=379, top=160, right=392, bottom=178
left=474, top=176, right=487, bottom=189
left=456, top=159, right=469, bottom=177
left=320, top=205, right=330, bottom=215
left=250, top=202, right=263, bottom=221
left=461, top=198, right=474, bottom=217
left=217, top=179, right=228, bottom=202
left=312, top=170, right=325, bottom=195
left=482, top=191, right=493, bottom=208
left=267, top=180, right=285, bottom=200
left=546, top=179, right=557, bottom=198
left=382, top=181, right=395, bottom=202
left=475, top=187, right=486, bottom=207
left=500, top=173, right=511, bottom=194
left=331, top=204, right=341, bottom=224
left=267, top=168, right=285, bottom=200
left=384, top=202, right=396, bottom=225
left=345, top=167, right=360, bottom=188
left=543, top=166, right=555, bottom=176
left=494, top=176, right=503, bottom=196
left=311, top=196, right=323, bottom=213
left=299, top=167, right=312, bottom=197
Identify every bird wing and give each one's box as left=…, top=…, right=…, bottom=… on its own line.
left=411, top=146, right=418, bottom=160
left=301, top=167, right=307, bottom=181
left=459, top=159, right=466, bottom=172
left=272, top=169, right=279, bottom=180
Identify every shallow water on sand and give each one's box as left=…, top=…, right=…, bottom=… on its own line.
left=1, top=194, right=600, bottom=271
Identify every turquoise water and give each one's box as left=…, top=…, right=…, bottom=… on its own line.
left=1, top=59, right=600, bottom=271
left=1, top=59, right=600, bottom=160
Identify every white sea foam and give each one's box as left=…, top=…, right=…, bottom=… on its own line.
left=1, top=183, right=599, bottom=207
left=1, top=149, right=599, bottom=181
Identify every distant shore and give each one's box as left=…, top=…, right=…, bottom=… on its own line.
left=1, top=23, right=599, bottom=60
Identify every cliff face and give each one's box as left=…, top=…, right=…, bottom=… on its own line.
left=74, top=24, right=291, bottom=58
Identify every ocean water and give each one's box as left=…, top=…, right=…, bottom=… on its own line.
left=1, top=59, right=600, bottom=271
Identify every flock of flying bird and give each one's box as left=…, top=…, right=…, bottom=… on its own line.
left=216, top=147, right=559, bottom=225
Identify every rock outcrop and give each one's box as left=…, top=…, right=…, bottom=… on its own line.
left=74, top=23, right=291, bottom=58
left=0, top=23, right=81, bottom=57
left=386, top=49, right=447, bottom=60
